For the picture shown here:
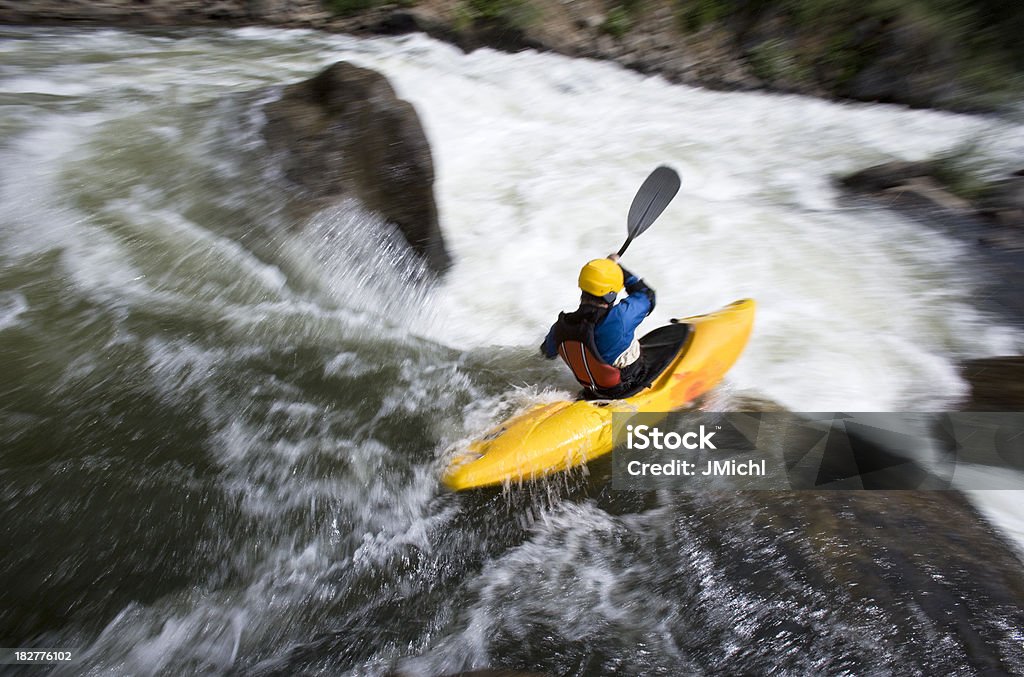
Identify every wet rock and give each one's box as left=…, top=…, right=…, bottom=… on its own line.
left=842, top=17, right=962, bottom=109
left=878, top=177, right=974, bottom=215
left=978, top=175, right=1024, bottom=229
left=960, top=357, right=1024, bottom=411
left=837, top=161, right=1024, bottom=322
left=838, top=161, right=1024, bottom=251
left=438, top=670, right=549, bottom=676
left=248, top=0, right=317, bottom=22
left=838, top=160, right=937, bottom=192
left=262, top=61, right=452, bottom=273
left=455, top=19, right=546, bottom=54
left=366, top=9, right=426, bottom=35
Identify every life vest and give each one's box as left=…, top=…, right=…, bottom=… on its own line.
left=550, top=305, right=621, bottom=391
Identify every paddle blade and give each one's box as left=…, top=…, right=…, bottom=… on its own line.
left=627, top=165, right=680, bottom=239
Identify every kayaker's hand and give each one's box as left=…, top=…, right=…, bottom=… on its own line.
left=607, top=253, right=620, bottom=263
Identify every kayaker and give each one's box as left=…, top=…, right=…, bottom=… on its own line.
left=541, top=254, right=656, bottom=399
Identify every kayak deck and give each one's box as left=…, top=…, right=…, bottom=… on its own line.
left=442, top=299, right=756, bottom=491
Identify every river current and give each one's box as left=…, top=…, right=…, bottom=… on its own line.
left=1, top=25, right=1023, bottom=675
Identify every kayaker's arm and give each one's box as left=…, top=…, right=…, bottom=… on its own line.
left=607, top=254, right=655, bottom=312
left=618, top=265, right=655, bottom=313
left=540, top=324, right=559, bottom=359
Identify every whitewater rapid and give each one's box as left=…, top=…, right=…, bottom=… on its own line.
left=280, top=29, right=1024, bottom=410
left=3, top=27, right=1022, bottom=408
left=2, top=25, right=1023, bottom=676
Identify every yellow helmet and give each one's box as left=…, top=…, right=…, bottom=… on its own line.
left=578, top=258, right=624, bottom=298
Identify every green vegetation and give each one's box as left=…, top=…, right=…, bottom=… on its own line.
left=672, top=0, right=1023, bottom=108
left=747, top=37, right=811, bottom=84
left=678, top=0, right=728, bottom=32
left=456, top=0, right=540, bottom=31
left=599, top=0, right=644, bottom=39
left=324, top=0, right=380, bottom=16
left=929, top=140, right=994, bottom=203
left=318, top=0, right=1022, bottom=109
left=323, top=0, right=416, bottom=15
left=601, top=5, right=634, bottom=39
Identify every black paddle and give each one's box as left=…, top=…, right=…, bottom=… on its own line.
left=617, top=165, right=681, bottom=257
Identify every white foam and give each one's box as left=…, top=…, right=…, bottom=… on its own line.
left=0, top=292, right=28, bottom=331
left=965, top=490, right=1024, bottom=565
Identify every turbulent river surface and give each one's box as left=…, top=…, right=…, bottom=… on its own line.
left=2, top=25, right=1024, bottom=676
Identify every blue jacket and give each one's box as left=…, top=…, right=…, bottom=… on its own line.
left=542, top=267, right=655, bottom=364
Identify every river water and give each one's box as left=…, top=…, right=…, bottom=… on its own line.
left=1, top=25, right=1023, bottom=675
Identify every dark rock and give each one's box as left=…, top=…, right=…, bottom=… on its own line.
left=837, top=162, right=1024, bottom=323
left=843, top=17, right=962, bottom=109
left=978, top=176, right=1024, bottom=228
left=456, top=19, right=546, bottom=54
left=837, top=160, right=937, bottom=192
left=960, top=357, right=1024, bottom=411
left=338, top=7, right=463, bottom=47
left=369, top=9, right=422, bottom=35
left=838, top=162, right=1024, bottom=234
left=877, top=177, right=973, bottom=214
left=440, top=667, right=552, bottom=671
left=262, top=61, right=452, bottom=273
left=248, top=0, right=322, bottom=23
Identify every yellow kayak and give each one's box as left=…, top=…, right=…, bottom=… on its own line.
left=443, top=299, right=756, bottom=490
